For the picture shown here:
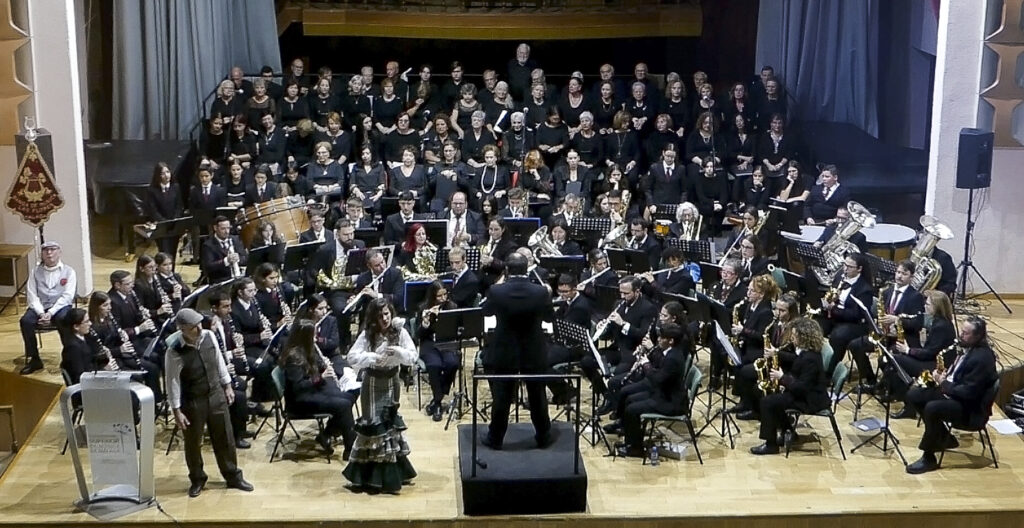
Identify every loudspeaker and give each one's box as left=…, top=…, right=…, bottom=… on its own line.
left=956, top=128, right=994, bottom=189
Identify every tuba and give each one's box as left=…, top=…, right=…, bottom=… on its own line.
left=910, top=215, right=954, bottom=291
left=810, top=201, right=876, bottom=285
left=528, top=225, right=562, bottom=257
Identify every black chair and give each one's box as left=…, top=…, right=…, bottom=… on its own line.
left=938, top=378, right=1000, bottom=469
left=784, top=351, right=848, bottom=460
left=268, top=366, right=332, bottom=463
left=60, top=369, right=83, bottom=455
left=640, top=363, right=704, bottom=465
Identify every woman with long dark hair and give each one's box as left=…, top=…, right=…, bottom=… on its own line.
left=342, top=298, right=418, bottom=494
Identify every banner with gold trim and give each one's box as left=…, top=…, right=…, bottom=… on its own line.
left=5, top=140, right=64, bottom=227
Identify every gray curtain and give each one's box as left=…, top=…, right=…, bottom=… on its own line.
left=112, top=0, right=281, bottom=140
left=755, top=0, right=880, bottom=136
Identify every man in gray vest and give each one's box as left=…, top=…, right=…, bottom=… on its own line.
left=20, top=240, right=76, bottom=375
left=165, top=308, right=254, bottom=498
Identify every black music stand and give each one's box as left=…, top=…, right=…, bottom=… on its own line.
left=593, top=285, right=620, bottom=318
left=606, top=247, right=650, bottom=275
left=148, top=216, right=192, bottom=262
left=770, top=200, right=803, bottom=235
left=568, top=216, right=611, bottom=243
left=793, top=243, right=828, bottom=270
left=353, top=228, right=380, bottom=248
left=419, top=219, right=449, bottom=248
left=698, top=261, right=723, bottom=289
left=403, top=279, right=453, bottom=314
left=436, top=246, right=482, bottom=273
left=850, top=314, right=909, bottom=465
left=503, top=217, right=542, bottom=246
left=652, top=204, right=679, bottom=222
left=553, top=319, right=614, bottom=455
left=283, top=241, right=323, bottom=277
left=862, top=252, right=897, bottom=288
left=433, top=307, right=486, bottom=429
left=666, top=238, right=713, bottom=264
left=696, top=318, right=741, bottom=449
left=540, top=256, right=587, bottom=282
left=380, top=197, right=400, bottom=219
left=248, top=242, right=286, bottom=274
left=343, top=248, right=370, bottom=277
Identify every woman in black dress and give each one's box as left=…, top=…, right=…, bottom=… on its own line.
left=354, top=114, right=383, bottom=162
left=383, top=113, right=421, bottom=165
left=691, top=82, right=720, bottom=127
left=277, top=80, right=310, bottom=134
left=314, top=112, right=352, bottom=167
left=373, top=78, right=404, bottom=135
left=428, top=140, right=470, bottom=213
left=210, top=80, right=242, bottom=127
left=480, top=195, right=500, bottom=228
left=775, top=160, right=811, bottom=204
left=525, top=82, right=550, bottom=129
left=286, top=118, right=317, bottom=169
left=645, top=114, right=680, bottom=172
left=144, top=162, right=183, bottom=257
left=662, top=79, right=690, bottom=140
left=200, top=116, right=229, bottom=173
left=722, top=82, right=757, bottom=133
left=535, top=105, right=570, bottom=169
left=558, top=76, right=590, bottom=135
left=570, top=111, right=604, bottom=171
left=756, top=113, right=797, bottom=189
left=605, top=110, right=641, bottom=183
left=228, top=118, right=257, bottom=171
left=309, top=77, right=340, bottom=131
left=472, top=145, right=509, bottom=208
left=342, top=76, right=372, bottom=130
left=389, top=146, right=428, bottom=208
left=224, top=160, right=248, bottom=206
left=593, top=81, right=622, bottom=135
left=279, top=319, right=357, bottom=458
left=460, top=111, right=497, bottom=170
left=694, top=156, right=730, bottom=236
left=418, top=280, right=460, bottom=422
left=485, top=81, right=516, bottom=134
left=450, top=83, right=483, bottom=139
left=554, top=149, right=592, bottom=205
left=244, top=79, right=277, bottom=133
left=520, top=149, right=554, bottom=207
left=685, top=111, right=726, bottom=183
left=348, top=145, right=386, bottom=213
left=726, top=112, right=758, bottom=201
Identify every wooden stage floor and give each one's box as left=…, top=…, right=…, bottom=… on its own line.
left=2, top=229, right=1024, bottom=527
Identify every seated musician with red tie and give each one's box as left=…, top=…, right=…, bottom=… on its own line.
left=243, top=164, right=278, bottom=206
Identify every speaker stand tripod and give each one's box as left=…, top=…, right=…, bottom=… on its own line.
left=956, top=187, right=1011, bottom=314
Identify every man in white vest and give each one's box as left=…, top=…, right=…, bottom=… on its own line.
left=20, top=240, right=76, bottom=374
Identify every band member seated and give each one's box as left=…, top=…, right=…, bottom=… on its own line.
left=331, top=196, right=373, bottom=230
left=804, top=164, right=850, bottom=225
left=249, top=221, right=284, bottom=252
left=279, top=320, right=357, bottom=459
left=848, top=260, right=925, bottom=394
left=134, top=255, right=175, bottom=327
left=551, top=192, right=583, bottom=227
left=443, top=191, right=486, bottom=247
left=581, top=276, right=657, bottom=384
left=497, top=187, right=530, bottom=218
left=640, top=247, right=696, bottom=297
left=20, top=240, right=76, bottom=374
left=243, top=164, right=278, bottom=206
left=478, top=217, right=519, bottom=293
left=155, top=252, right=190, bottom=313
left=670, top=201, right=703, bottom=240
left=517, top=247, right=550, bottom=288
left=208, top=290, right=255, bottom=446
left=814, top=205, right=868, bottom=253
left=547, top=274, right=595, bottom=399
left=310, top=219, right=366, bottom=346
left=108, top=270, right=158, bottom=355
left=418, top=281, right=460, bottom=421
left=480, top=253, right=554, bottom=450
left=230, top=278, right=275, bottom=403
left=625, top=218, right=662, bottom=271
left=578, top=249, right=618, bottom=303
left=548, top=218, right=582, bottom=256
left=444, top=246, right=479, bottom=308
left=384, top=191, right=425, bottom=246
left=818, top=253, right=875, bottom=374
left=889, top=290, right=956, bottom=420
left=351, top=249, right=406, bottom=315
left=88, top=291, right=163, bottom=400
left=732, top=292, right=800, bottom=419
left=931, top=246, right=958, bottom=300
left=202, top=216, right=248, bottom=283
left=731, top=274, right=780, bottom=366
left=610, top=323, right=691, bottom=458
left=706, top=260, right=750, bottom=389
left=298, top=210, right=333, bottom=244
left=749, top=317, right=830, bottom=455
left=734, top=235, right=770, bottom=279
left=166, top=308, right=254, bottom=498
left=253, top=263, right=295, bottom=330
left=398, top=222, right=439, bottom=279
left=62, top=308, right=113, bottom=384
left=904, top=316, right=998, bottom=474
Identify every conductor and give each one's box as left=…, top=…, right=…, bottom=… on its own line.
left=480, top=253, right=555, bottom=449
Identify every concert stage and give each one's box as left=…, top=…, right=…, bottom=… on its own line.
left=1, top=247, right=1024, bottom=527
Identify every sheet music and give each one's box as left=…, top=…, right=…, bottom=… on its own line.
left=714, top=321, right=742, bottom=365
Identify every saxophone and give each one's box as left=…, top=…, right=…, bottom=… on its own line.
left=731, top=301, right=745, bottom=350
left=317, top=251, right=353, bottom=290
left=916, top=344, right=955, bottom=388
left=754, top=318, right=781, bottom=394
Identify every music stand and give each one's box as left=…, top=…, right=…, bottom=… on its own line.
left=148, top=216, right=192, bottom=261
left=698, top=261, right=723, bottom=289
left=284, top=241, right=322, bottom=276
left=380, top=197, right=400, bottom=219
left=248, top=242, right=286, bottom=273
left=353, top=228, right=380, bottom=248
left=553, top=319, right=613, bottom=454
left=503, top=217, right=542, bottom=246
left=594, top=285, right=620, bottom=318
left=793, top=243, right=828, bottom=270
left=436, top=246, right=482, bottom=273
left=433, top=307, right=486, bottom=429
left=862, top=252, right=897, bottom=288
left=568, top=216, right=611, bottom=242
left=652, top=204, right=679, bottom=222
left=849, top=309, right=908, bottom=465
left=403, top=279, right=452, bottom=313
left=419, top=219, right=449, bottom=248
left=696, top=319, right=741, bottom=449
left=770, top=200, right=803, bottom=235
left=666, top=238, right=713, bottom=264
left=540, top=256, right=586, bottom=282
left=606, top=248, right=650, bottom=275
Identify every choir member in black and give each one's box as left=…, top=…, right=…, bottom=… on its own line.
left=227, top=119, right=257, bottom=169
left=298, top=210, right=332, bottom=245
left=625, top=218, right=662, bottom=271
left=722, top=82, right=757, bottom=133
left=757, top=113, right=797, bottom=190
left=848, top=260, right=926, bottom=393
left=429, top=140, right=470, bottom=214
left=685, top=112, right=726, bottom=182
left=889, top=290, right=957, bottom=420
left=348, top=145, right=386, bottom=213
left=741, top=167, right=771, bottom=211
left=230, top=278, right=275, bottom=403
left=726, top=113, right=757, bottom=200
left=451, top=83, right=483, bottom=140
left=749, top=317, right=830, bottom=455
left=286, top=118, right=317, bottom=170
left=383, top=113, right=421, bottom=166
left=517, top=150, right=554, bottom=208
left=625, top=82, right=657, bottom=138
left=757, top=78, right=787, bottom=132
left=144, top=162, right=184, bottom=257
left=819, top=253, right=876, bottom=375
left=223, top=161, right=247, bottom=206
left=472, top=146, right=510, bottom=208
left=208, top=291, right=253, bottom=448
left=534, top=106, right=569, bottom=169
left=201, top=216, right=248, bottom=283
left=485, top=81, right=516, bottom=134
left=548, top=218, right=582, bottom=256
left=694, top=156, right=730, bottom=236
left=388, top=146, right=428, bottom=208
left=341, top=78, right=371, bottom=130
left=307, top=141, right=344, bottom=201
left=107, top=270, right=157, bottom=353
left=373, top=78, right=404, bottom=133
left=644, top=144, right=686, bottom=217
left=640, top=247, right=695, bottom=297
left=775, top=160, right=812, bottom=207
left=256, top=113, right=287, bottom=170
left=460, top=111, right=496, bottom=170
left=407, top=79, right=437, bottom=132
left=611, top=323, right=691, bottom=457
left=644, top=114, right=681, bottom=174
left=443, top=192, right=486, bottom=247
left=315, top=112, right=352, bottom=167
left=166, top=309, right=253, bottom=497
left=440, top=61, right=469, bottom=115
left=418, top=281, right=460, bottom=421
left=62, top=308, right=110, bottom=384
left=243, top=165, right=278, bottom=206
left=498, top=113, right=532, bottom=171
left=804, top=164, right=850, bottom=225
left=200, top=117, right=229, bottom=173
left=662, top=80, right=690, bottom=139
left=154, top=252, right=190, bottom=313
left=308, top=78, right=340, bottom=130
left=284, top=57, right=310, bottom=96
left=259, top=65, right=282, bottom=101
left=210, top=80, right=242, bottom=126
left=507, top=43, right=536, bottom=102
left=244, top=79, right=276, bottom=132
left=134, top=255, right=173, bottom=326
left=570, top=112, right=602, bottom=169
left=278, top=80, right=311, bottom=132
left=732, top=292, right=800, bottom=417
left=422, top=114, right=457, bottom=166
left=905, top=316, right=998, bottom=474
left=605, top=111, right=641, bottom=182
left=254, top=263, right=295, bottom=330
left=593, top=81, right=622, bottom=134
left=524, top=82, right=550, bottom=129
left=279, top=319, right=357, bottom=458
left=553, top=149, right=592, bottom=206
left=447, top=247, right=480, bottom=308
left=188, top=167, right=227, bottom=216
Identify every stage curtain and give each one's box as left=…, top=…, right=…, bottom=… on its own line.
left=111, top=0, right=281, bottom=140
left=754, top=0, right=880, bottom=137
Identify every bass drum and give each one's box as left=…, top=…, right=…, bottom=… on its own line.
left=237, top=197, right=310, bottom=248
left=862, top=223, right=916, bottom=262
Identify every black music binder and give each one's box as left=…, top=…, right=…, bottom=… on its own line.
left=540, top=255, right=587, bottom=281
left=606, top=247, right=650, bottom=274
left=353, top=228, right=381, bottom=248
left=248, top=242, right=286, bottom=272
left=503, top=217, right=542, bottom=246
left=418, top=219, right=450, bottom=248
left=434, top=307, right=484, bottom=344
left=403, top=279, right=453, bottom=313
left=698, top=261, right=722, bottom=288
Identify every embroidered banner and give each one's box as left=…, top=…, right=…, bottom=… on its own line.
left=5, top=140, right=64, bottom=227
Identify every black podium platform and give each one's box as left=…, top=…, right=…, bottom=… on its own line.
left=458, top=422, right=587, bottom=516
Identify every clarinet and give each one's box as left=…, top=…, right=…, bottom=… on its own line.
left=130, top=288, right=152, bottom=322
left=152, top=276, right=173, bottom=317
left=222, top=316, right=249, bottom=377
left=253, top=300, right=276, bottom=366
left=108, top=315, right=140, bottom=366
left=88, top=327, right=120, bottom=371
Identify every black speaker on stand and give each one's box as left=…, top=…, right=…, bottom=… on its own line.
left=954, top=128, right=1010, bottom=313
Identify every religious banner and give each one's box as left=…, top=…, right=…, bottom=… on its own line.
left=5, top=139, right=65, bottom=227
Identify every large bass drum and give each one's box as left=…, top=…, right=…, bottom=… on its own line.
left=236, top=197, right=310, bottom=247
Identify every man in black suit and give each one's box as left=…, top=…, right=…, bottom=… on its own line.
left=107, top=270, right=158, bottom=355
left=814, top=205, right=868, bottom=253
left=612, top=323, right=691, bottom=457
left=351, top=249, right=406, bottom=314
left=626, top=218, right=662, bottom=272
left=309, top=220, right=366, bottom=346
left=188, top=168, right=227, bottom=214
left=242, top=169, right=278, bottom=207
left=804, top=165, right=850, bottom=225
left=598, top=276, right=658, bottom=375
left=447, top=246, right=480, bottom=308
left=443, top=192, right=486, bottom=247
left=202, top=216, right=248, bottom=283
left=819, top=253, right=876, bottom=375
left=905, top=316, right=998, bottom=474
left=643, top=145, right=686, bottom=214
left=383, top=191, right=423, bottom=245
left=481, top=253, right=555, bottom=449
left=848, top=260, right=925, bottom=391
left=229, top=278, right=275, bottom=402
left=298, top=210, right=334, bottom=245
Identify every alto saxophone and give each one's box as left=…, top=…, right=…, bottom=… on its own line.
left=917, top=344, right=955, bottom=388
left=731, top=301, right=745, bottom=350
left=754, top=318, right=782, bottom=394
